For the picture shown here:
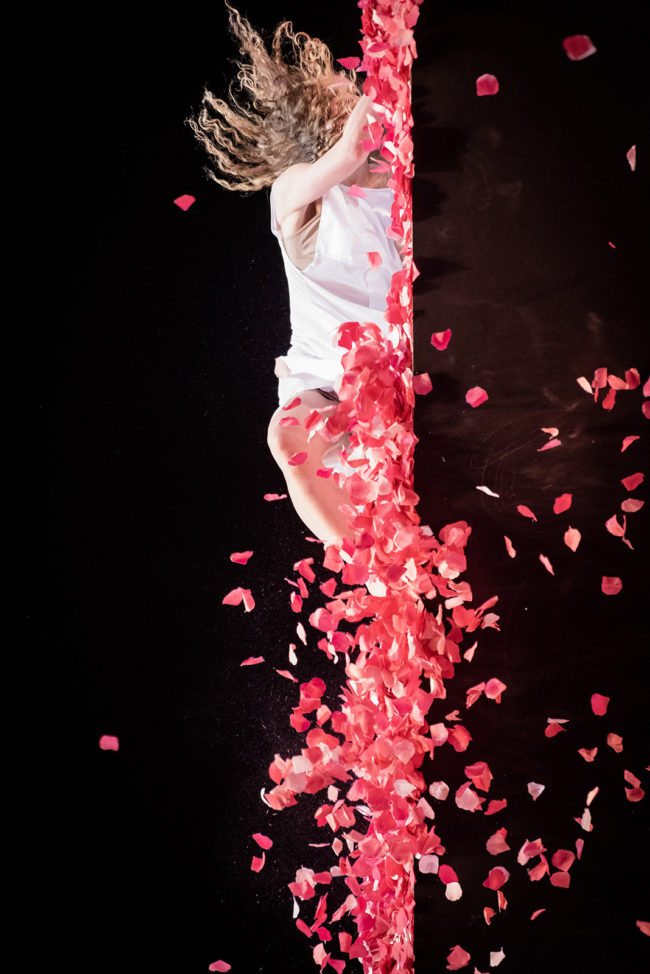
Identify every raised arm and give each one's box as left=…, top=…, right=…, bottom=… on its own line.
left=272, top=95, right=382, bottom=221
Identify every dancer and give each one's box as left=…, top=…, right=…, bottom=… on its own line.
left=189, top=3, right=403, bottom=544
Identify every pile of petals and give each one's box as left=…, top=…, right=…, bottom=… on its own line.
left=261, top=3, right=496, bottom=972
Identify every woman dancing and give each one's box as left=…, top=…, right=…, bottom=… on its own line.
left=189, top=3, right=403, bottom=545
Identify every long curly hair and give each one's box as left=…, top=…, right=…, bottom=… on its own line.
left=187, top=2, right=361, bottom=193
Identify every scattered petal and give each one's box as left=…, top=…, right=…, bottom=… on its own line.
left=578, top=747, right=598, bottom=762
left=445, top=881, right=463, bottom=901
left=517, top=505, right=537, bottom=522
left=550, top=871, right=571, bottom=888
left=562, top=34, right=597, bottom=60
left=485, top=678, right=507, bottom=702
left=504, top=536, right=516, bottom=558
left=241, top=656, right=264, bottom=666
left=289, top=452, right=308, bottom=466
left=439, top=865, right=459, bottom=884
left=486, top=828, right=510, bottom=855
left=484, top=907, right=496, bottom=926
left=531, top=909, right=546, bottom=920
left=553, top=493, right=573, bottom=514
left=446, top=945, right=471, bottom=970
left=477, top=485, right=500, bottom=497
left=483, top=866, right=510, bottom=890
left=99, top=734, right=119, bottom=751
left=564, top=526, right=581, bottom=551
left=577, top=376, right=593, bottom=394
left=621, top=436, right=639, bottom=452
left=607, top=733, right=623, bottom=753
left=466, top=386, right=488, bottom=408
left=591, top=693, right=610, bottom=716
left=431, top=329, right=452, bottom=350
left=621, top=498, right=644, bottom=513
left=264, top=493, right=287, bottom=501
left=418, top=854, right=439, bottom=874
left=538, top=439, right=561, bottom=452
left=545, top=720, right=566, bottom=738
left=490, top=948, right=505, bottom=967
left=626, top=145, right=637, bottom=171
left=230, top=550, right=253, bottom=564
left=174, top=194, right=196, bottom=210
left=539, top=554, right=554, bottom=575
left=527, top=782, right=545, bottom=801
left=413, top=373, right=433, bottom=395
left=476, top=74, right=499, bottom=96
left=621, top=472, right=644, bottom=491
left=605, top=514, right=626, bottom=537
left=253, top=833, right=273, bottom=850
left=367, top=251, right=382, bottom=269
left=251, top=853, right=265, bottom=872
left=346, top=183, right=367, bottom=199
left=208, top=962, right=231, bottom=972
left=337, top=56, right=360, bottom=70
left=485, top=799, right=508, bottom=816
left=601, top=576, right=622, bottom=596
left=276, top=669, right=298, bottom=682
left=429, top=781, right=450, bottom=801
left=637, top=921, right=650, bottom=936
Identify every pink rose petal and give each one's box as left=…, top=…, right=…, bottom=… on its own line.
left=562, top=34, right=597, bottom=60
left=621, top=472, right=644, bottom=491
left=208, top=962, right=231, bottom=972
left=230, top=550, right=253, bottom=564
left=466, top=385, right=488, bottom=407
left=538, top=438, right=561, bottom=452
left=527, top=782, right=545, bottom=801
left=99, top=734, right=119, bottom=751
left=485, top=678, right=507, bottom=702
left=439, top=864, right=459, bottom=884
left=367, top=251, right=382, bottom=269
left=564, top=526, right=581, bottom=551
left=591, top=693, right=610, bottom=715
left=539, top=554, right=554, bottom=575
left=483, top=866, right=510, bottom=890
left=264, top=493, right=287, bottom=501
left=504, top=536, right=516, bottom=558
left=553, top=493, right=573, bottom=514
left=413, top=372, right=432, bottom=395
left=550, top=871, right=571, bottom=888
left=578, top=747, right=598, bottom=762
left=251, top=853, right=265, bottom=872
left=476, top=73, right=499, bottom=96
left=346, top=184, right=367, bottom=199
left=288, top=452, right=308, bottom=466
left=607, top=733, right=623, bottom=753
left=337, top=56, right=360, bottom=70
left=517, top=504, right=537, bottom=522
left=637, top=921, right=650, bottom=936
left=174, top=194, right=196, bottom=210
left=240, top=656, right=264, bottom=666
left=486, top=828, right=510, bottom=855
left=276, top=669, right=298, bottom=682
left=446, top=945, right=471, bottom=970
left=621, top=498, right=644, bottom=513
left=626, top=146, right=637, bottom=171
left=485, top=799, right=508, bottom=816
left=418, top=854, right=439, bottom=874
left=531, top=909, right=546, bottom=920
left=605, top=514, right=626, bottom=537
left=431, top=329, right=452, bottom=350
left=601, top=576, right=622, bottom=596
left=253, top=833, right=273, bottom=850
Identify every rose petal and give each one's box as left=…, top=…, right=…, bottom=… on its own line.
left=607, top=733, right=623, bottom=753
left=486, top=828, right=510, bottom=855
left=601, top=576, right=622, bottom=596
left=346, top=183, right=367, bottom=199
left=591, top=693, right=610, bottom=715
left=531, top=909, right=546, bottom=920
left=367, top=251, right=382, bottom=269
left=251, top=852, right=265, bottom=872
left=99, top=734, right=119, bottom=751
left=564, top=526, right=581, bottom=551
left=240, top=656, right=264, bottom=666
left=553, top=493, right=573, bottom=514
left=418, top=854, right=439, bottom=874
left=517, top=504, right=537, bottom=521
left=477, top=485, right=500, bottom=497
left=446, top=945, right=471, bottom=970
left=539, top=554, right=554, bottom=575
left=230, top=550, right=253, bottom=564
left=637, top=921, right=650, bottom=936
left=621, top=472, right=644, bottom=491
left=504, top=536, right=516, bottom=558
left=439, top=864, right=459, bottom=884
left=264, top=493, right=287, bottom=501
left=621, top=498, right=644, bottom=513
left=527, top=782, right=545, bottom=801
left=208, top=962, right=231, bottom=972
left=621, top=435, right=639, bottom=452
left=483, top=866, right=510, bottom=890
left=289, top=452, right=308, bottom=466
left=476, top=73, right=499, bottom=96
left=431, top=329, right=452, bottom=350
left=174, top=194, right=196, bottom=210
left=562, top=34, right=597, bottom=60
left=490, top=948, right=506, bottom=967
left=337, top=56, right=360, bottom=70
left=413, top=373, right=433, bottom=395
left=253, top=833, right=273, bottom=850
left=626, top=146, right=637, bottom=171
left=578, top=747, right=598, bottom=762
left=466, top=386, right=488, bottom=407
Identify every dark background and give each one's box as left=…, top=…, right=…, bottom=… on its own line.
left=23, top=0, right=650, bottom=971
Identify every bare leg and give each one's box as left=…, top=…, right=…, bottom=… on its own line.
left=267, top=390, right=353, bottom=544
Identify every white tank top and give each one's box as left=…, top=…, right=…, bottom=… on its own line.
left=270, top=182, right=402, bottom=406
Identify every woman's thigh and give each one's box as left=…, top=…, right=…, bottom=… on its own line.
left=267, top=389, right=338, bottom=462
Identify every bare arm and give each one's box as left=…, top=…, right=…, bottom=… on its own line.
left=272, top=95, right=381, bottom=221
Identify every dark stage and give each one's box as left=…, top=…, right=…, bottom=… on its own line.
left=29, top=1, right=649, bottom=971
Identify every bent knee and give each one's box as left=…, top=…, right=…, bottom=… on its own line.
left=267, top=411, right=304, bottom=464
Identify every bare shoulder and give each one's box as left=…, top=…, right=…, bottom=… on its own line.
left=272, top=164, right=312, bottom=224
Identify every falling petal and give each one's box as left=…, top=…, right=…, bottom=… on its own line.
left=208, top=963, right=231, bottom=972
left=230, top=550, right=253, bottom=564
left=607, top=733, right=623, bottom=753
left=527, top=782, right=545, bottom=801
left=577, top=376, right=593, bottom=394
left=240, top=656, right=264, bottom=666
left=517, top=505, right=537, bottom=522
left=418, top=854, right=439, bottom=874
left=622, top=472, right=644, bottom=491
left=531, top=909, right=546, bottom=920
left=253, top=833, right=273, bottom=850
left=490, top=949, right=505, bottom=967
left=264, top=493, right=287, bottom=501
left=174, top=194, right=196, bottom=210
left=590, top=693, right=610, bottom=717
left=626, top=146, right=637, bottom=171
left=483, top=866, right=510, bottom=890
left=477, top=485, right=500, bottom=497
left=538, top=439, right=561, bottom=452
left=562, top=34, right=597, bottom=60
left=466, top=386, right=488, bottom=408
left=504, top=536, right=516, bottom=558
left=601, top=576, right=622, bottom=596
left=578, top=747, right=598, bottom=762
left=337, top=56, right=360, bottom=70
left=621, top=498, right=644, bottom=513
left=367, top=251, right=382, bottom=269
left=413, top=373, right=433, bottom=395
left=347, top=184, right=367, bottom=199
left=539, top=554, right=554, bottom=575
left=431, top=329, right=452, bottom=350
left=564, top=526, right=581, bottom=551
left=99, top=735, right=119, bottom=751
left=289, top=452, right=309, bottom=466
left=486, top=828, right=510, bottom=855
left=553, top=493, right=573, bottom=514
left=476, top=74, right=499, bottom=96
left=637, top=921, right=650, bottom=936
left=446, top=945, right=471, bottom=970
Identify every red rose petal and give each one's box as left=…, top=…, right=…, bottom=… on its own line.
left=601, top=576, right=622, bottom=596
left=485, top=799, right=508, bottom=816
left=466, top=385, right=488, bottom=407
left=607, top=733, right=623, bottom=752
left=553, top=493, right=573, bottom=514
left=504, top=536, right=516, bottom=558
left=251, top=853, right=265, bottom=872
left=637, top=921, right=650, bottom=936
left=431, top=329, right=452, bottom=350
left=483, top=866, right=510, bottom=890
left=367, top=251, right=382, bottom=269
left=289, top=452, right=308, bottom=466
left=621, top=472, right=644, bottom=491
left=446, top=945, right=471, bottom=970
left=240, top=656, right=264, bottom=666
left=337, top=56, right=360, bottom=70
left=578, top=747, right=598, bottom=762
left=562, top=34, right=597, bottom=60
left=230, top=550, right=253, bottom=564
left=476, top=73, right=499, bottom=96
left=208, top=962, right=231, bottom=972
left=253, top=833, right=273, bottom=850
left=174, top=194, right=196, bottom=210
left=264, top=493, right=287, bottom=501
left=517, top=504, right=537, bottom=522
left=413, top=372, right=432, bottom=395
left=591, top=693, right=610, bottom=715
left=99, top=734, right=119, bottom=751
left=539, top=554, right=554, bottom=575
left=564, top=526, right=581, bottom=551
left=531, top=909, right=546, bottom=921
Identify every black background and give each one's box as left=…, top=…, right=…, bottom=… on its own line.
left=23, top=0, right=650, bottom=971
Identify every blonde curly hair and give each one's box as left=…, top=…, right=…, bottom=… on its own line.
left=187, top=2, right=361, bottom=193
